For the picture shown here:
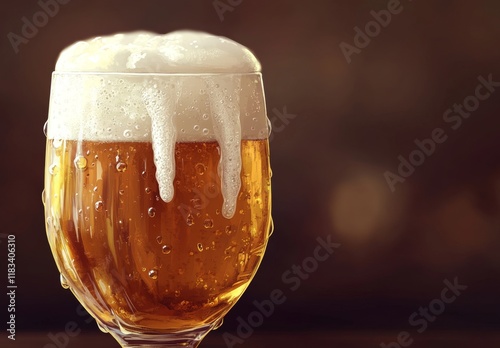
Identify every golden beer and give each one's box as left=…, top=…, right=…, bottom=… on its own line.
left=45, top=139, right=271, bottom=331
left=44, top=30, right=271, bottom=347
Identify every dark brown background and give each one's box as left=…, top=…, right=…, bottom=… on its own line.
left=1, top=0, right=500, bottom=347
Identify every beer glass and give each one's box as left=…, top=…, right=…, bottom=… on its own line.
left=43, top=71, right=272, bottom=347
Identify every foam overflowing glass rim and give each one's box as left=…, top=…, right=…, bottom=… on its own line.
left=47, top=70, right=269, bottom=219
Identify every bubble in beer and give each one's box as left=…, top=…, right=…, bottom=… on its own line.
left=148, top=207, right=156, bottom=217
left=74, top=156, right=87, bottom=170
left=148, top=269, right=158, bottom=280
left=116, top=162, right=127, bottom=172
left=95, top=201, right=104, bottom=212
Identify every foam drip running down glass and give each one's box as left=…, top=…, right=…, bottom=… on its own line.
left=43, top=31, right=272, bottom=347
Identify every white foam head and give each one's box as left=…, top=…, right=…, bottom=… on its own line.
left=55, top=30, right=261, bottom=73
left=48, top=30, right=269, bottom=218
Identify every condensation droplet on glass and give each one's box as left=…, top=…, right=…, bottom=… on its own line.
left=141, top=170, right=147, bottom=178
left=74, top=156, right=87, bottom=170
left=148, top=207, right=156, bottom=217
left=60, top=273, right=70, bottom=289
left=197, top=243, right=203, bottom=252
left=148, top=269, right=158, bottom=280
left=178, top=268, right=184, bottom=275
left=225, top=226, right=232, bottom=235
left=156, top=235, right=162, bottom=244
left=95, top=201, right=103, bottom=212
left=145, top=187, right=152, bottom=194
left=96, top=321, right=108, bottom=333
left=193, top=125, right=200, bottom=131
left=186, top=214, right=194, bottom=226
left=49, top=164, right=59, bottom=175
left=195, top=163, right=205, bottom=175
left=202, top=113, right=209, bottom=120
left=162, top=245, right=172, bottom=254
left=213, top=317, right=224, bottom=330
left=116, top=162, right=127, bottom=172
left=43, top=121, right=48, bottom=137
left=268, top=217, right=275, bottom=237
left=174, top=290, right=181, bottom=297
left=41, top=190, right=46, bottom=205
left=202, top=128, right=209, bottom=135
left=123, top=129, right=132, bottom=138
left=118, top=189, right=124, bottom=195
left=203, top=219, right=214, bottom=229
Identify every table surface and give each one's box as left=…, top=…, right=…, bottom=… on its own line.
left=5, top=331, right=500, bottom=348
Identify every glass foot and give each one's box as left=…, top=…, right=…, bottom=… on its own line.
left=107, top=325, right=213, bottom=348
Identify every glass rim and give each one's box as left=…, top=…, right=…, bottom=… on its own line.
left=51, top=71, right=262, bottom=77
